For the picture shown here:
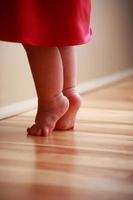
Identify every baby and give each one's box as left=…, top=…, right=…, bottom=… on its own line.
left=0, top=0, right=92, bottom=136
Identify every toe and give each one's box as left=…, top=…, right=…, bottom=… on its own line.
left=27, top=124, right=42, bottom=136
left=41, top=127, right=49, bottom=137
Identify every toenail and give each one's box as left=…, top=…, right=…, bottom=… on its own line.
left=27, top=128, right=31, bottom=135
left=27, top=127, right=30, bottom=132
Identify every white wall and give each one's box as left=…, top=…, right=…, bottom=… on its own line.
left=0, top=0, right=133, bottom=108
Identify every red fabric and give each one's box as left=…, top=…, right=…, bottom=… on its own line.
left=0, top=0, right=92, bottom=46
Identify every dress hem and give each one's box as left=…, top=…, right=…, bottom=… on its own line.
left=0, top=34, right=92, bottom=47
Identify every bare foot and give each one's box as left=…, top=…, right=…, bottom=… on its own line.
left=27, top=94, right=69, bottom=136
left=54, top=88, right=81, bottom=130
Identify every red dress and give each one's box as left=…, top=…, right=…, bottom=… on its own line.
left=0, top=0, right=92, bottom=46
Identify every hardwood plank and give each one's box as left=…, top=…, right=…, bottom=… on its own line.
left=0, top=77, right=133, bottom=200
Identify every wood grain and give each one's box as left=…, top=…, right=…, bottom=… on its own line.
left=0, top=77, right=133, bottom=200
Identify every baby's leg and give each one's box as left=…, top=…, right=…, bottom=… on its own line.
left=22, top=44, right=69, bottom=136
left=54, top=46, right=81, bottom=130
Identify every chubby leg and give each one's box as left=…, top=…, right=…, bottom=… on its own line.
left=22, top=44, right=69, bottom=136
left=54, top=46, right=81, bottom=130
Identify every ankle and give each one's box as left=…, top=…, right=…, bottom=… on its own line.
left=35, top=94, right=69, bottom=124
left=63, top=87, right=82, bottom=109
left=63, top=87, right=78, bottom=96
left=38, top=93, right=64, bottom=109
left=37, top=93, right=69, bottom=114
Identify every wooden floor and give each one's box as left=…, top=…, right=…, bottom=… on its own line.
left=0, top=77, right=133, bottom=200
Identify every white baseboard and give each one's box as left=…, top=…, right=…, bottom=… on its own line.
left=0, top=67, right=133, bottom=120
left=0, top=98, right=37, bottom=120
left=77, top=68, right=133, bottom=93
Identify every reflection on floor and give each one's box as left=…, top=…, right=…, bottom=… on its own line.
left=0, top=76, right=133, bottom=200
